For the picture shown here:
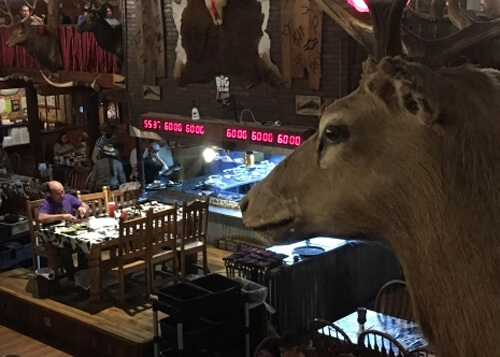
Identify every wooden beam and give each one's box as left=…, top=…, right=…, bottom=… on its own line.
left=0, top=81, right=29, bottom=89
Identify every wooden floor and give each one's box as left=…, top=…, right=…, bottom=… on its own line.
left=0, top=324, right=71, bottom=357
left=0, top=246, right=231, bottom=357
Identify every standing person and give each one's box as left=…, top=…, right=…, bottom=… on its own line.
left=143, top=143, right=164, bottom=184
left=89, top=145, right=126, bottom=191
left=91, top=120, right=117, bottom=164
left=102, top=3, right=120, bottom=27
left=37, top=181, right=89, bottom=279
left=15, top=4, right=44, bottom=25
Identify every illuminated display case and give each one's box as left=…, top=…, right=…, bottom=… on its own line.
left=137, top=113, right=316, bottom=208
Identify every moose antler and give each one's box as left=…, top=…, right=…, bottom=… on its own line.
left=315, top=0, right=500, bottom=65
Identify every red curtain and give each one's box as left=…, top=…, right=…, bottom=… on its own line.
left=0, top=26, right=120, bottom=74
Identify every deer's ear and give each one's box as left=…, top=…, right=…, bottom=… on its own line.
left=363, top=57, right=440, bottom=126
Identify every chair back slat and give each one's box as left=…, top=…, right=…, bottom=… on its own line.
left=310, top=318, right=355, bottom=357
left=26, top=198, right=44, bottom=233
left=374, top=279, right=414, bottom=321
left=358, top=330, right=409, bottom=357
left=117, top=216, right=149, bottom=262
left=149, top=203, right=178, bottom=250
left=182, top=198, right=208, bottom=243
left=104, top=186, right=139, bottom=210
left=67, top=167, right=90, bottom=190
left=77, top=191, right=106, bottom=217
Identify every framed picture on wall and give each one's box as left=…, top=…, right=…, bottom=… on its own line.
left=295, top=95, right=321, bottom=116
left=11, top=100, right=20, bottom=112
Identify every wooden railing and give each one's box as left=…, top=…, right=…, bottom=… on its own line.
left=0, top=25, right=121, bottom=74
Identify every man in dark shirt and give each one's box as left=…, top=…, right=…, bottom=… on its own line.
left=38, top=181, right=89, bottom=279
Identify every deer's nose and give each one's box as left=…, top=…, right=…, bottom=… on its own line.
left=239, top=196, right=249, bottom=214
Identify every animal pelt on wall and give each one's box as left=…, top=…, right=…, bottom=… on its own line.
left=172, top=0, right=282, bottom=87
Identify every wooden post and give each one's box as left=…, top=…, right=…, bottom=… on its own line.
left=136, top=137, right=145, bottom=194
left=25, top=85, right=43, bottom=165
left=84, top=89, right=100, bottom=153
left=46, top=0, right=60, bottom=27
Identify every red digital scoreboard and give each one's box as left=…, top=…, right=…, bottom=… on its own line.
left=140, top=114, right=315, bottom=149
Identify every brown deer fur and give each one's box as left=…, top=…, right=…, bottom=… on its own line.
left=241, top=56, right=500, bottom=357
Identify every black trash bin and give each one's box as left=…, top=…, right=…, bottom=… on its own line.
left=35, top=267, right=55, bottom=298
left=233, top=277, right=269, bottom=355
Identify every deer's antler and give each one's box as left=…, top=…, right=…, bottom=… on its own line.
left=0, top=0, right=16, bottom=27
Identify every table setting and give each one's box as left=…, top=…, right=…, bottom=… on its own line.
left=39, top=201, right=177, bottom=254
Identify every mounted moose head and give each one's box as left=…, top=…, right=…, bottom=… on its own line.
left=0, top=0, right=62, bottom=72
left=76, top=1, right=123, bottom=63
left=241, top=1, right=500, bottom=356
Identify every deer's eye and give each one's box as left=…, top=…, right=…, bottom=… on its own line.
left=323, top=125, right=349, bottom=144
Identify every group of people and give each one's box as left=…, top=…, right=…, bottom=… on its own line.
left=5, top=2, right=119, bottom=27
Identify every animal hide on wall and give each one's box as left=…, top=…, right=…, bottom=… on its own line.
left=171, top=0, right=282, bottom=87
left=134, top=0, right=166, bottom=85
left=281, top=0, right=323, bottom=90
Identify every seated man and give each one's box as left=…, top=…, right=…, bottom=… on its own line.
left=38, top=181, right=89, bottom=279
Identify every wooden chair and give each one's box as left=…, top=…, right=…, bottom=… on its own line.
left=310, top=318, right=355, bottom=357
left=66, top=167, right=90, bottom=191
left=10, top=152, right=20, bottom=173
left=101, top=216, right=150, bottom=306
left=374, top=279, right=414, bottom=321
left=18, top=155, right=35, bottom=176
left=26, top=199, right=59, bottom=273
left=358, top=330, right=409, bottom=357
left=103, top=186, right=139, bottom=210
left=178, top=196, right=209, bottom=280
left=76, top=190, right=107, bottom=217
left=147, top=203, right=179, bottom=293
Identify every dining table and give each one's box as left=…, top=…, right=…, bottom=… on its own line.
left=39, top=201, right=178, bottom=301
left=331, top=309, right=430, bottom=353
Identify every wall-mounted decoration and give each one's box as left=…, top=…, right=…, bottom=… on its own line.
left=135, top=0, right=166, bottom=84
left=11, top=100, right=20, bottom=112
left=172, top=0, right=282, bottom=87
left=281, top=0, right=323, bottom=90
left=295, top=95, right=321, bottom=116
left=143, top=85, right=161, bottom=101
left=215, top=75, right=231, bottom=103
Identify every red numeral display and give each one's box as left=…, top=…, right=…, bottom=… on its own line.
left=185, top=124, right=205, bottom=135
left=143, top=119, right=162, bottom=130
left=225, top=128, right=248, bottom=140
left=163, top=121, right=183, bottom=132
left=277, top=134, right=301, bottom=146
left=251, top=131, right=274, bottom=143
